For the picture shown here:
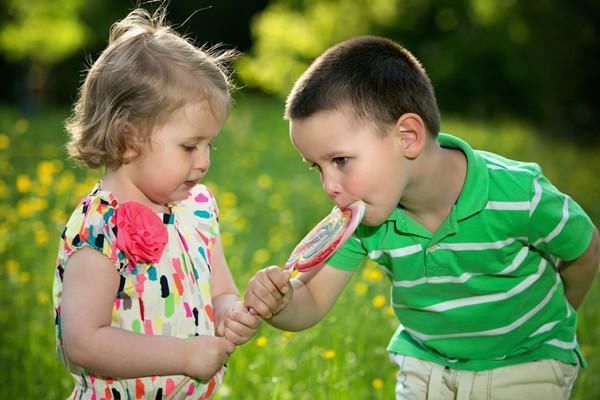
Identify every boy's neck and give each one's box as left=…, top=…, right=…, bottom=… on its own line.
left=399, top=143, right=467, bottom=233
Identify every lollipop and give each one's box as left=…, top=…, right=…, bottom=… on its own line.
left=284, top=200, right=366, bottom=272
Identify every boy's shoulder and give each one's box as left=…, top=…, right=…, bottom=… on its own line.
left=440, top=133, right=544, bottom=198
left=474, top=149, right=544, bottom=199
left=475, top=149, right=542, bottom=176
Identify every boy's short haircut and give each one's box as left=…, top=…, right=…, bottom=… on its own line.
left=66, top=8, right=238, bottom=169
left=285, top=36, right=440, bottom=136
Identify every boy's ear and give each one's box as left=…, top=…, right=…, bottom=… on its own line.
left=393, top=113, right=427, bottom=159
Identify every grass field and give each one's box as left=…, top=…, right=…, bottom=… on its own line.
left=0, top=93, right=598, bottom=399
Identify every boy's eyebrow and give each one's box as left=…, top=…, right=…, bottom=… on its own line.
left=302, top=150, right=346, bottom=164
left=324, top=150, right=346, bottom=159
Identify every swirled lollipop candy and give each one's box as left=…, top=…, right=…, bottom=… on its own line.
left=284, top=200, right=366, bottom=272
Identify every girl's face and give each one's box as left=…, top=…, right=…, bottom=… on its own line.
left=128, top=100, right=223, bottom=206
left=290, top=109, right=408, bottom=226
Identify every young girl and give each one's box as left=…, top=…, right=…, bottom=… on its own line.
left=52, top=8, right=260, bottom=399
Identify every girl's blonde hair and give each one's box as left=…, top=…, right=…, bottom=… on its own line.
left=66, top=8, right=238, bottom=169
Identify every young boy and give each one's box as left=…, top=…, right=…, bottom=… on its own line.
left=244, top=36, right=600, bottom=399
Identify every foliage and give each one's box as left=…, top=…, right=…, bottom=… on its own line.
left=0, top=94, right=598, bottom=399
left=0, top=0, right=89, bottom=64
left=237, top=0, right=600, bottom=141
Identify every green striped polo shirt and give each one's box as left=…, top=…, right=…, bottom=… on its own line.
left=327, top=133, right=594, bottom=370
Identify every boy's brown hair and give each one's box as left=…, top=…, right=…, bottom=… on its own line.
left=285, top=36, right=440, bottom=136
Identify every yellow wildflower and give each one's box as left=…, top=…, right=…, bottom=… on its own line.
left=0, top=179, right=8, bottom=197
left=34, top=226, right=49, bottom=245
left=363, top=266, right=383, bottom=282
left=16, top=174, right=33, bottom=193
left=37, top=160, right=60, bottom=186
left=322, top=350, right=336, bottom=360
left=0, top=133, right=10, bottom=150
left=221, top=231, right=234, bottom=247
left=256, top=336, right=268, bottom=347
left=387, top=306, right=395, bottom=317
left=372, top=294, right=387, bottom=308
left=38, top=291, right=49, bottom=305
left=372, top=378, right=384, bottom=389
left=353, top=282, right=368, bottom=296
left=19, top=271, right=31, bottom=283
left=6, top=259, right=19, bottom=274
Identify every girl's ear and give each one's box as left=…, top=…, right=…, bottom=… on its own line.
left=122, top=122, right=142, bottom=163
left=393, top=113, right=427, bottom=159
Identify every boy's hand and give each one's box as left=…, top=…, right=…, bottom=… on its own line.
left=221, top=301, right=261, bottom=345
left=244, top=266, right=292, bottom=319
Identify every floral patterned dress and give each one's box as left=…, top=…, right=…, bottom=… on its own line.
left=53, top=182, right=225, bottom=399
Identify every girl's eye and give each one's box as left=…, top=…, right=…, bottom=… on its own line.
left=182, top=145, right=197, bottom=152
left=333, top=157, right=349, bottom=167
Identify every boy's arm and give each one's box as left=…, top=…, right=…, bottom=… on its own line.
left=245, top=263, right=355, bottom=331
left=558, top=227, right=600, bottom=309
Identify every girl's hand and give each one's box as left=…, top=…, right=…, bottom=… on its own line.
left=183, top=336, right=235, bottom=382
left=221, top=301, right=261, bottom=345
left=244, top=266, right=292, bottom=319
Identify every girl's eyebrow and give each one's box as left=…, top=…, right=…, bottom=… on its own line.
left=182, top=131, right=219, bottom=141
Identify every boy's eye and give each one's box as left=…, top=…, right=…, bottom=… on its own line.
left=309, top=163, right=321, bottom=172
left=182, top=144, right=197, bottom=152
left=333, top=157, right=349, bottom=167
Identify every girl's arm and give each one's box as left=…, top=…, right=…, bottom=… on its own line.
left=210, top=235, right=261, bottom=344
left=61, top=247, right=234, bottom=381
left=245, top=264, right=355, bottom=331
left=559, top=227, right=600, bottom=309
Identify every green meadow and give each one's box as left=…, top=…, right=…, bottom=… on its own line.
left=0, top=94, right=598, bottom=399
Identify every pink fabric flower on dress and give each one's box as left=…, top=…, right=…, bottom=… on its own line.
left=115, top=202, right=168, bottom=264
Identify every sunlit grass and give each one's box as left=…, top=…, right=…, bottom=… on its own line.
left=0, top=94, right=598, bottom=399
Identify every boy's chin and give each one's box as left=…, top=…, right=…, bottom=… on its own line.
left=361, top=206, right=396, bottom=226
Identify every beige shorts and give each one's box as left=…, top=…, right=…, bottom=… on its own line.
left=389, top=353, right=579, bottom=400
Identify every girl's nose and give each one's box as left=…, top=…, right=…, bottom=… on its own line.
left=195, top=149, right=210, bottom=174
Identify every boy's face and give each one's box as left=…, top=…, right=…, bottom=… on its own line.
left=290, top=109, right=408, bottom=226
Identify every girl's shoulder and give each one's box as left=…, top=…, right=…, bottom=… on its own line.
left=62, top=183, right=123, bottom=265
left=178, top=183, right=219, bottom=219
left=175, top=184, right=220, bottom=239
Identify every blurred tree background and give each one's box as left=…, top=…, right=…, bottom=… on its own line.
left=1, top=0, right=598, bottom=141
left=1, top=1, right=600, bottom=399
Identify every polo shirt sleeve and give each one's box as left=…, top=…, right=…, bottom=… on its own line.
left=326, top=232, right=367, bottom=271
left=528, top=172, right=594, bottom=262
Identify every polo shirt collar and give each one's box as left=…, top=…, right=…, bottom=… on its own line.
left=386, top=133, right=489, bottom=234
left=438, top=133, right=489, bottom=220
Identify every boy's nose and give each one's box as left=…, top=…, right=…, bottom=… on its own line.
left=322, top=178, right=342, bottom=201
